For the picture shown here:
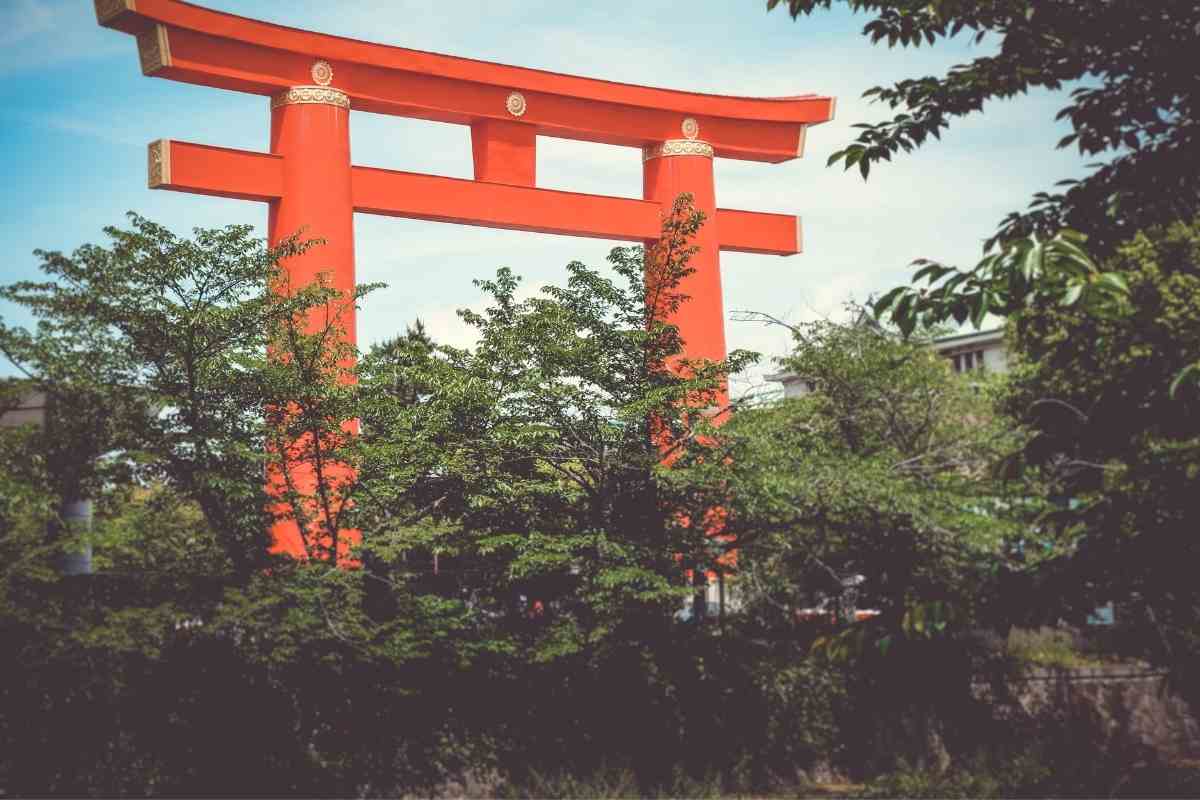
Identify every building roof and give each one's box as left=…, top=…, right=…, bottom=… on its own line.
left=931, top=327, right=1004, bottom=351
left=765, top=327, right=1005, bottom=385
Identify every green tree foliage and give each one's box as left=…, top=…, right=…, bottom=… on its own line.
left=766, top=1, right=1198, bottom=339
left=348, top=197, right=758, bottom=661
left=671, top=311, right=1030, bottom=771
left=872, top=230, right=1130, bottom=338
left=772, top=0, right=1199, bottom=250
left=12, top=200, right=1182, bottom=793
left=0, top=215, right=369, bottom=574
left=678, top=312, right=1022, bottom=634
left=0, top=202, right=855, bottom=794
left=998, top=217, right=1200, bottom=684
left=768, top=3, right=1200, bottom=644
left=362, top=318, right=435, bottom=412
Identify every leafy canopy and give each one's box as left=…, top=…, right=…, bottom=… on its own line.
left=671, top=310, right=1025, bottom=655
left=998, top=216, right=1200, bottom=665
left=767, top=1, right=1199, bottom=342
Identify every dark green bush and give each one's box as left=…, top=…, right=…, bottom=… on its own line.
left=857, top=751, right=1051, bottom=799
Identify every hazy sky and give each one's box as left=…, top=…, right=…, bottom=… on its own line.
left=0, top=0, right=1090, bottom=393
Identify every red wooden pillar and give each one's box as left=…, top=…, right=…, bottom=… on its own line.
left=265, top=80, right=358, bottom=559
left=642, top=137, right=727, bottom=408
left=268, top=83, right=356, bottom=338
left=643, top=137, right=731, bottom=620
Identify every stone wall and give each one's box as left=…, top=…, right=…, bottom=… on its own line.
left=972, top=664, right=1200, bottom=765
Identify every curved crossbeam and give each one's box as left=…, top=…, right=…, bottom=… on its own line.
left=97, top=0, right=834, bottom=162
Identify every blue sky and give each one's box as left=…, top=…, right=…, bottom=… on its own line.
left=0, top=0, right=1091, bottom=393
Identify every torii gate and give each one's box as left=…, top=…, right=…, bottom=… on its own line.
left=94, top=0, right=835, bottom=557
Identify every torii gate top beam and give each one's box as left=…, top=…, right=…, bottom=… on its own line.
left=96, top=0, right=834, bottom=162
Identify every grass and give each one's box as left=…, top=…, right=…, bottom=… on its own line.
left=1005, top=625, right=1105, bottom=669
left=499, top=765, right=864, bottom=799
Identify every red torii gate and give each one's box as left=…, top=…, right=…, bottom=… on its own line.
left=94, top=0, right=834, bottom=557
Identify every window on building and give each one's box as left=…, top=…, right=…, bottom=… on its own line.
left=950, top=349, right=986, bottom=374
left=784, top=378, right=811, bottom=398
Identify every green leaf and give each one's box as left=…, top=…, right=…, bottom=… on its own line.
left=912, top=262, right=949, bottom=284
left=1169, top=362, right=1200, bottom=398
left=1021, top=239, right=1041, bottom=281
left=893, top=293, right=915, bottom=336
left=951, top=301, right=969, bottom=325
left=872, top=286, right=908, bottom=316
left=970, top=292, right=990, bottom=328
left=1096, top=272, right=1129, bottom=295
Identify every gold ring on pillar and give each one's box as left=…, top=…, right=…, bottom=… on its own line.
left=642, top=140, right=714, bottom=162
left=270, top=86, right=351, bottom=110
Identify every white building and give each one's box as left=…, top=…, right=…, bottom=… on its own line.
left=767, top=327, right=1007, bottom=399
left=934, top=327, right=1008, bottom=376
left=0, top=390, right=47, bottom=428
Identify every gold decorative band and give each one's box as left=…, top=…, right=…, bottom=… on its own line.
left=137, top=24, right=171, bottom=75
left=642, top=139, right=714, bottom=161
left=95, top=0, right=136, bottom=26
left=270, top=85, right=350, bottom=110
left=148, top=139, right=171, bottom=189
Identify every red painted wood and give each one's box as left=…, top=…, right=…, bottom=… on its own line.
left=351, top=165, right=662, bottom=241
left=471, top=119, right=536, bottom=186
left=643, top=151, right=727, bottom=406
left=151, top=142, right=803, bottom=255
left=97, top=0, right=833, bottom=162
left=265, top=93, right=359, bottom=561
left=156, top=140, right=283, bottom=200
left=715, top=208, right=801, bottom=256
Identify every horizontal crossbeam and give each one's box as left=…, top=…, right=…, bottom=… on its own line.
left=353, top=166, right=660, bottom=242
left=147, top=140, right=802, bottom=255
left=98, top=0, right=834, bottom=163
left=713, top=208, right=803, bottom=256
left=148, top=140, right=282, bottom=200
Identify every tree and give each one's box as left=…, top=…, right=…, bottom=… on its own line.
left=0, top=216, right=342, bottom=574
left=3, top=200, right=819, bottom=793
left=689, top=310, right=1025, bottom=627
left=0, top=216, right=412, bottom=794
left=766, top=1, right=1199, bottom=332
left=364, top=318, right=436, bottom=409
left=997, top=216, right=1200, bottom=687
left=350, top=196, right=755, bottom=661
left=673, top=309, right=1028, bottom=770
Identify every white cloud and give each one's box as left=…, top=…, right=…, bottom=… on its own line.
left=0, top=0, right=125, bottom=74
left=0, top=0, right=55, bottom=47
left=4, top=109, right=147, bottom=147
